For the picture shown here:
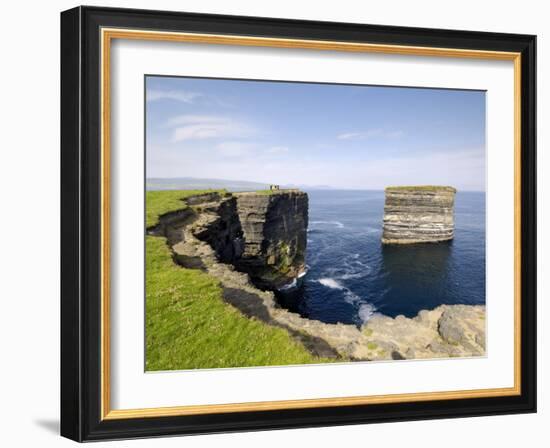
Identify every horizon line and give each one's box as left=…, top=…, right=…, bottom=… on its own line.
left=146, top=177, right=485, bottom=193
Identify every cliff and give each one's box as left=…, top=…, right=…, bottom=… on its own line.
left=149, top=190, right=485, bottom=362
left=382, top=186, right=456, bottom=244
left=153, top=190, right=308, bottom=291
left=234, top=190, right=308, bottom=289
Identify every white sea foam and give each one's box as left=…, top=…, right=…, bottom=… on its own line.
left=358, top=303, right=376, bottom=323
left=278, top=268, right=309, bottom=291
left=317, top=277, right=376, bottom=324
left=310, top=220, right=345, bottom=229
left=278, top=278, right=297, bottom=291
left=339, top=271, right=367, bottom=280
left=343, top=290, right=362, bottom=304
left=322, top=254, right=370, bottom=281
left=317, top=278, right=345, bottom=289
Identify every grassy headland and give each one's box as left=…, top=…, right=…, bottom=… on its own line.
left=146, top=189, right=222, bottom=228
left=145, top=190, right=325, bottom=370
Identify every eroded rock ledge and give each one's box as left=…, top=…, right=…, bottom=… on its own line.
left=149, top=191, right=485, bottom=361
left=382, top=186, right=456, bottom=244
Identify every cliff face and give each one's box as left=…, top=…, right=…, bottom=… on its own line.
left=382, top=186, right=456, bottom=244
left=158, top=190, right=308, bottom=291
left=234, top=191, right=308, bottom=289
left=191, top=193, right=244, bottom=264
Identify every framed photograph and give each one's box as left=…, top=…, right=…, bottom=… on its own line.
left=60, top=6, right=536, bottom=442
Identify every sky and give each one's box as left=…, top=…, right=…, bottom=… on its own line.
left=146, top=76, right=486, bottom=191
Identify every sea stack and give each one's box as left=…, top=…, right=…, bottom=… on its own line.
left=382, top=186, right=456, bottom=244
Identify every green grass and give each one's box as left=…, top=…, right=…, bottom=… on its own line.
left=385, top=185, right=456, bottom=192
left=146, top=189, right=328, bottom=370
left=253, top=189, right=278, bottom=195
left=253, top=188, right=298, bottom=195
left=145, top=189, right=222, bottom=228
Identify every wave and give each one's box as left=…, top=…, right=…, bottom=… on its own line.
left=317, top=278, right=359, bottom=302
left=316, top=277, right=376, bottom=324
left=358, top=303, right=376, bottom=323
left=278, top=278, right=297, bottom=291
left=317, top=278, right=345, bottom=290
left=343, top=289, right=361, bottom=304
left=338, top=271, right=368, bottom=280
left=310, top=220, right=345, bottom=229
left=278, top=267, right=309, bottom=291
left=320, top=255, right=370, bottom=281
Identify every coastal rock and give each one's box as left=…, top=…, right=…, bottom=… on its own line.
left=190, top=193, right=245, bottom=263
left=382, top=186, right=456, bottom=244
left=234, top=190, right=308, bottom=289
left=150, top=191, right=485, bottom=362
left=155, top=190, right=308, bottom=291
left=358, top=305, right=486, bottom=360
left=437, top=305, right=486, bottom=351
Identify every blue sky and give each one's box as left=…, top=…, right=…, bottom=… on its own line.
left=146, top=76, right=486, bottom=191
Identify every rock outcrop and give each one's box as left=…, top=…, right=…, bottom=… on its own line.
left=234, top=190, right=308, bottom=289
left=152, top=190, right=308, bottom=291
left=382, top=186, right=456, bottom=244
left=149, top=191, right=485, bottom=362
left=357, top=305, right=485, bottom=360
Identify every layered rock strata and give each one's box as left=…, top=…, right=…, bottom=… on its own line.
left=149, top=191, right=485, bottom=361
left=151, top=190, right=308, bottom=291
left=234, top=190, right=308, bottom=289
left=382, top=186, right=456, bottom=244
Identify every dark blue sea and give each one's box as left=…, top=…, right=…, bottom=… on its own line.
left=277, top=190, right=486, bottom=326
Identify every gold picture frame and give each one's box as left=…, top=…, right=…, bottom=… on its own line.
left=61, top=6, right=536, bottom=441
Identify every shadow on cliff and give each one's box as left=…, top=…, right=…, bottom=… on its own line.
left=222, top=287, right=340, bottom=359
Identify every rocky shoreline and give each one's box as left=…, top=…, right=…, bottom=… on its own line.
left=148, top=191, right=486, bottom=362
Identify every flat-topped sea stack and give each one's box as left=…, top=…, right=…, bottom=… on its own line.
left=382, top=186, right=456, bottom=244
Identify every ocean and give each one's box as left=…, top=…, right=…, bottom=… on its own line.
left=277, top=190, right=486, bottom=326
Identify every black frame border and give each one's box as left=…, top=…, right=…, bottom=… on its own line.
left=61, top=6, right=536, bottom=442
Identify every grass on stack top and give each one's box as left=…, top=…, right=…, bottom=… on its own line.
left=145, top=189, right=329, bottom=370
left=385, top=185, right=457, bottom=192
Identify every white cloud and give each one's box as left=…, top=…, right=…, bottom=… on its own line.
left=167, top=115, right=254, bottom=142
left=173, top=124, right=231, bottom=141
left=266, top=146, right=289, bottom=154
left=337, top=129, right=404, bottom=140
left=216, top=142, right=257, bottom=157
left=166, top=115, right=225, bottom=126
left=147, top=89, right=202, bottom=103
